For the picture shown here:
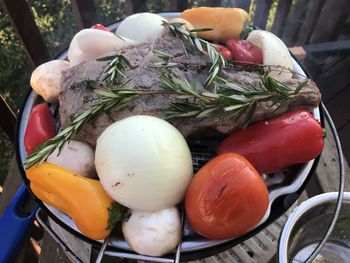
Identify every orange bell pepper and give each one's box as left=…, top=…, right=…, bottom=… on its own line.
left=26, top=162, right=125, bottom=240
left=180, top=7, right=252, bottom=41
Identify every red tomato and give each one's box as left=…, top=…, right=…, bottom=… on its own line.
left=218, top=110, right=324, bottom=173
left=226, top=39, right=263, bottom=64
left=215, top=44, right=234, bottom=60
left=91, top=24, right=111, bottom=32
left=24, top=103, right=56, bottom=154
left=185, top=153, right=269, bottom=240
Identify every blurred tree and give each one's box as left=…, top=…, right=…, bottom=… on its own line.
left=0, top=7, right=30, bottom=183
left=0, top=0, right=78, bottom=183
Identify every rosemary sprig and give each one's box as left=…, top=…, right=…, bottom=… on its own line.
left=25, top=69, right=307, bottom=168
left=158, top=70, right=307, bottom=128
left=153, top=49, right=174, bottom=60
left=163, top=21, right=225, bottom=87
left=25, top=81, right=185, bottom=168
left=97, top=54, right=130, bottom=85
left=25, top=85, right=138, bottom=168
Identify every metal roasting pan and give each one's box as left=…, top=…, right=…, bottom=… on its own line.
left=15, top=12, right=325, bottom=262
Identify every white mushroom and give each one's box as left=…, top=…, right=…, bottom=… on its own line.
left=47, top=140, right=95, bottom=178
left=30, top=60, right=70, bottom=102
left=122, top=207, right=181, bottom=256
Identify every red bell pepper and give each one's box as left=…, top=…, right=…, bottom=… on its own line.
left=226, top=39, right=263, bottom=64
left=24, top=103, right=56, bottom=155
left=91, top=24, right=111, bottom=32
left=217, top=110, right=324, bottom=174
left=215, top=44, right=234, bottom=60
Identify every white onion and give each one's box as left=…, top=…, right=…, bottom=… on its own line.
left=247, top=30, right=293, bottom=79
left=116, top=13, right=167, bottom=43
left=30, top=60, right=70, bottom=102
left=47, top=140, right=95, bottom=178
left=95, top=115, right=193, bottom=211
left=122, top=207, right=181, bottom=256
left=68, top=28, right=136, bottom=66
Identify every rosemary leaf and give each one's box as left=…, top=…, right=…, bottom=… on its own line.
left=158, top=69, right=306, bottom=128
left=190, top=28, right=213, bottom=33
left=173, top=110, right=201, bottom=117
left=25, top=86, right=138, bottom=169
left=97, top=54, right=130, bottom=85
left=94, top=89, right=120, bottom=98
left=114, top=33, right=127, bottom=42
left=196, top=107, right=218, bottom=118
left=153, top=49, right=174, bottom=59
left=243, top=101, right=257, bottom=129
left=294, top=80, right=308, bottom=95
left=224, top=104, right=245, bottom=111
left=164, top=21, right=225, bottom=87
left=227, top=94, right=249, bottom=103
left=194, top=38, right=204, bottom=52
left=214, top=77, right=246, bottom=93
left=177, top=94, right=195, bottom=99
left=201, top=92, right=220, bottom=99
left=96, top=55, right=119, bottom=62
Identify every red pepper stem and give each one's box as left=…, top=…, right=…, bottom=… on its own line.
left=322, top=128, right=327, bottom=139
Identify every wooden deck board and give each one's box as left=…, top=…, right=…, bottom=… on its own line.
left=339, top=121, right=350, bottom=166
left=271, top=0, right=293, bottom=37
left=294, top=0, right=324, bottom=45
left=326, top=84, right=350, bottom=129
left=309, top=0, right=350, bottom=43
left=38, top=233, right=71, bottom=263
left=315, top=120, right=350, bottom=193
left=313, top=57, right=350, bottom=103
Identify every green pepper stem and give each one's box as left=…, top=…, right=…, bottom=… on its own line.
left=322, top=128, right=327, bottom=139
left=107, top=201, right=127, bottom=230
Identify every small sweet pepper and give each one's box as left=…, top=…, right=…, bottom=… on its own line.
left=26, top=162, right=125, bottom=240
left=24, top=103, right=56, bottom=155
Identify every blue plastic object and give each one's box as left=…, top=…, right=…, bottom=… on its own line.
left=0, top=184, right=38, bottom=263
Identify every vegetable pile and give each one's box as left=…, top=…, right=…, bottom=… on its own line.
left=23, top=7, right=324, bottom=258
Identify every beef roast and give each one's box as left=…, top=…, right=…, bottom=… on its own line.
left=59, top=34, right=321, bottom=146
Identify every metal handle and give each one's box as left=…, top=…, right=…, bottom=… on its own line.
left=302, top=103, right=345, bottom=263
left=0, top=184, right=38, bottom=263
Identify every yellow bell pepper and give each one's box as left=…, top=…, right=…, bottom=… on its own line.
left=26, top=162, right=125, bottom=240
left=180, top=7, right=252, bottom=42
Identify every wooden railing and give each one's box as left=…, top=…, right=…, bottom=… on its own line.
left=1, top=0, right=349, bottom=142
